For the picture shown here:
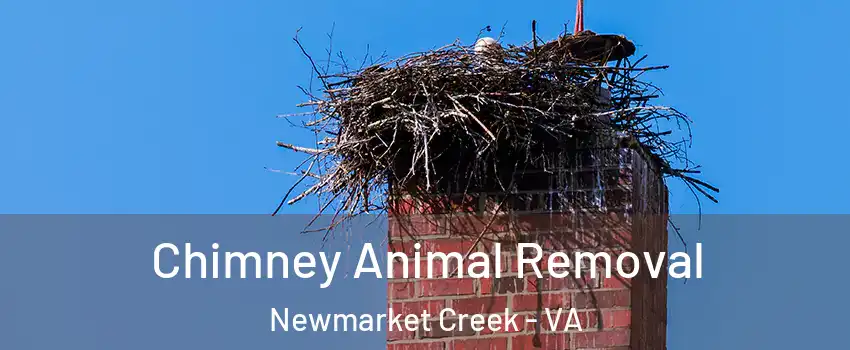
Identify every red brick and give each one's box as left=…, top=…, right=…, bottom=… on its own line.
left=512, top=293, right=568, bottom=312
left=390, top=239, right=475, bottom=256
left=513, top=213, right=572, bottom=232
left=390, top=282, right=417, bottom=300
left=388, top=341, right=445, bottom=350
left=525, top=276, right=545, bottom=292
left=576, top=310, right=599, bottom=330
left=445, top=214, right=510, bottom=236
left=390, top=195, right=483, bottom=216
left=391, top=300, right=445, bottom=316
left=451, top=296, right=508, bottom=315
left=450, top=336, right=508, bottom=350
left=601, top=275, right=630, bottom=289
left=601, top=309, right=631, bottom=329
left=388, top=198, right=416, bottom=216
left=389, top=241, right=416, bottom=257
left=511, top=253, right=552, bottom=274
left=387, top=327, right=415, bottom=341
left=428, top=239, right=476, bottom=254
left=573, top=290, right=631, bottom=309
left=511, top=333, right=569, bottom=350
left=526, top=274, right=599, bottom=292
left=389, top=258, right=452, bottom=280
left=479, top=314, right=527, bottom=334
left=573, top=329, right=630, bottom=348
left=472, top=253, right=511, bottom=275
left=480, top=278, right=491, bottom=294
left=389, top=259, right=415, bottom=280
left=510, top=335, right=535, bottom=350
left=391, top=215, right=446, bottom=237
left=421, top=318, right=476, bottom=338
left=420, top=278, right=475, bottom=297
left=481, top=277, right=524, bottom=295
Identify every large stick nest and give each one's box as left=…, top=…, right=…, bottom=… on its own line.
left=277, top=30, right=717, bottom=227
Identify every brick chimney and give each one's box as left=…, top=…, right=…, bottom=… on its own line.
left=387, top=141, right=669, bottom=350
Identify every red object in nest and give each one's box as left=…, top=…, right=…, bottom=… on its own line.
left=575, top=0, right=585, bottom=33
left=564, top=1, right=635, bottom=62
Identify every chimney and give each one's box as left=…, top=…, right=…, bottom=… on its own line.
left=387, top=140, right=669, bottom=350
left=281, top=29, right=697, bottom=350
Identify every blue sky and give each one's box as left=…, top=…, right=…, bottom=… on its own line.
left=3, top=0, right=848, bottom=214
left=2, top=1, right=850, bottom=348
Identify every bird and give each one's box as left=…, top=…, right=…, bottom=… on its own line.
left=474, top=37, right=500, bottom=55
left=472, top=37, right=505, bottom=69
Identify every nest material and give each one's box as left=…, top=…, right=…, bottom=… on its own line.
left=278, top=31, right=717, bottom=224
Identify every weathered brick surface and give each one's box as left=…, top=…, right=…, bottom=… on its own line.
left=386, top=148, right=668, bottom=350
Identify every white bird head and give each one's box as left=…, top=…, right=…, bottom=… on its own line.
left=474, top=37, right=500, bottom=55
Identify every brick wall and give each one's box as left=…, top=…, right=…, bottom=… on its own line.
left=387, top=147, right=668, bottom=350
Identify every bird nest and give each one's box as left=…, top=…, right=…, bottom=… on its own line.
left=277, top=30, right=717, bottom=227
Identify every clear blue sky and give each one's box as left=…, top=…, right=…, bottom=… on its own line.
left=2, top=1, right=850, bottom=349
